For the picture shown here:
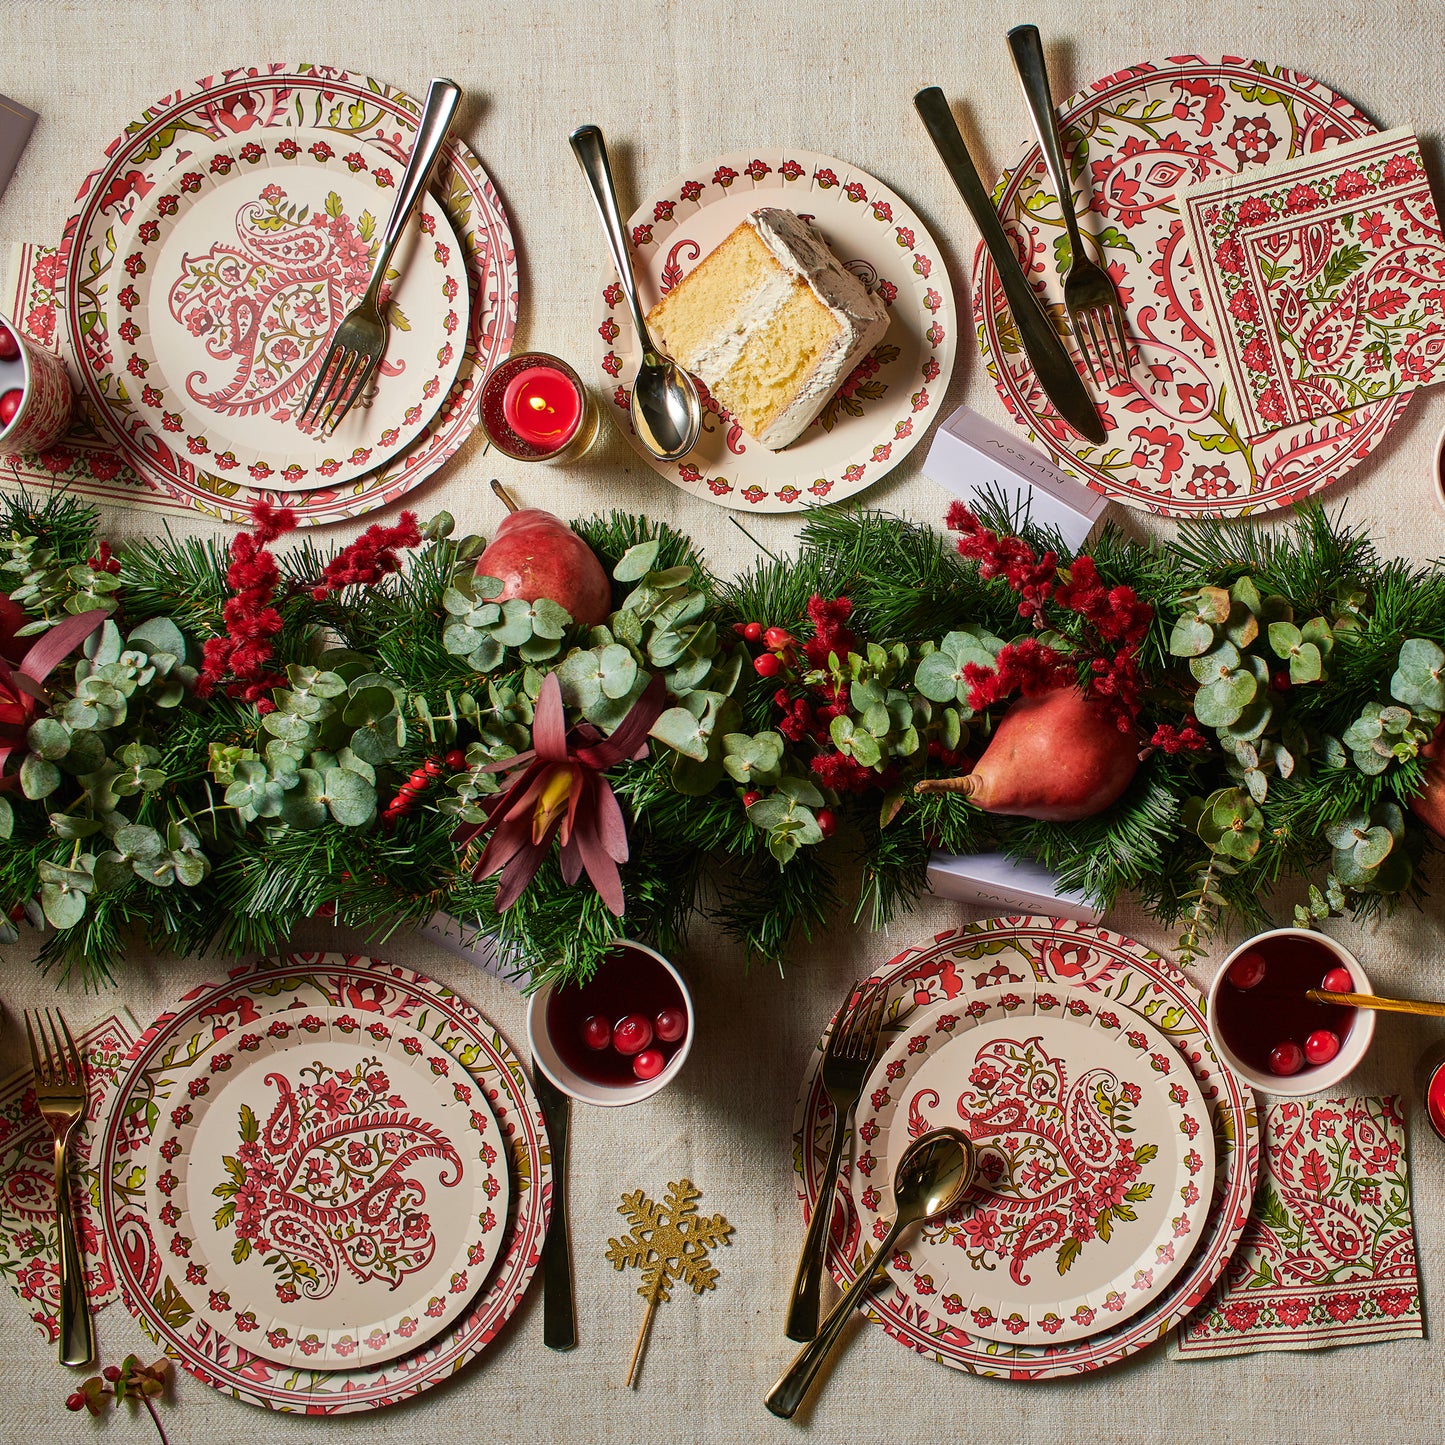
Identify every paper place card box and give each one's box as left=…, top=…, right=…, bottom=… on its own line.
left=926, top=850, right=1103, bottom=925
left=418, top=911, right=521, bottom=987
left=922, top=405, right=1108, bottom=551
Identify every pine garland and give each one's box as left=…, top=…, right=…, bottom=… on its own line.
left=2, top=487, right=1443, bottom=988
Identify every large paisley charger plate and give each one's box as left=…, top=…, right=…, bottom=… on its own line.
left=100, top=954, right=550, bottom=1413
left=111, top=129, right=469, bottom=494
left=850, top=983, right=1213, bottom=1345
left=148, top=1004, right=509, bottom=1369
left=60, top=62, right=518, bottom=527
left=592, top=149, right=955, bottom=511
left=972, top=56, right=1407, bottom=516
left=791, top=918, right=1259, bottom=1378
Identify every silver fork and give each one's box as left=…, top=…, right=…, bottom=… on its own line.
left=783, top=976, right=887, bottom=1342
left=297, top=77, right=462, bottom=435
left=1008, top=25, right=1130, bottom=387
left=24, top=1008, right=94, bottom=1367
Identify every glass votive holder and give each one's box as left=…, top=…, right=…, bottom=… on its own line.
left=479, top=351, right=598, bottom=463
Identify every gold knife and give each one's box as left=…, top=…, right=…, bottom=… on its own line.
left=915, top=86, right=1107, bottom=446
left=531, top=1060, right=576, bottom=1350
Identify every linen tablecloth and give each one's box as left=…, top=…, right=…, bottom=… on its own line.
left=3, top=2, right=1444, bottom=1440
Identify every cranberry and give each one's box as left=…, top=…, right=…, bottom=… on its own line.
left=424, top=758, right=443, bottom=776
left=612, top=1013, right=653, bottom=1056
left=408, top=768, right=430, bottom=787
left=753, top=653, right=781, bottom=678
left=632, top=1048, right=666, bottom=1081
left=764, top=627, right=794, bottom=651
left=0, top=388, right=22, bottom=429
left=0, top=326, right=18, bottom=362
left=444, top=748, right=467, bottom=770
left=65, top=1393, right=85, bottom=1412
left=581, top=1015, right=611, bottom=1051
left=742, top=790, right=761, bottom=808
left=1227, top=951, right=1267, bottom=990
left=1320, top=966, right=1354, bottom=995
left=1267, top=1040, right=1305, bottom=1076
left=1304, top=1029, right=1340, bottom=1065
left=816, top=808, right=836, bottom=839
left=654, top=1007, right=687, bottom=1044
left=742, top=621, right=763, bottom=642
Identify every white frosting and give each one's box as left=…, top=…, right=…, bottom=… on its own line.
left=673, top=208, right=890, bottom=450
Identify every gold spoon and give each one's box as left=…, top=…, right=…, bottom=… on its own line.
left=1307, top=988, right=1445, bottom=1019
left=765, top=1127, right=977, bottom=1420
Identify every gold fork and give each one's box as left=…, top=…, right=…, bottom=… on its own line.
left=24, top=1009, right=94, bottom=1366
left=297, top=77, right=462, bottom=435
left=1008, top=25, right=1131, bottom=388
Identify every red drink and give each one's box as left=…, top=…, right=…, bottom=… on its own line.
left=1214, top=933, right=1356, bottom=1077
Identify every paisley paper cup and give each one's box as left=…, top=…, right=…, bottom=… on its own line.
left=1208, top=927, right=1374, bottom=1097
left=0, top=315, right=72, bottom=456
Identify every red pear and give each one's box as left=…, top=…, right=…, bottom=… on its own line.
left=1409, top=719, right=1445, bottom=840
left=474, top=484, right=611, bottom=627
left=914, top=686, right=1138, bottom=821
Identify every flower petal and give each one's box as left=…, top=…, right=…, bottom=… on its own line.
left=573, top=674, right=666, bottom=769
left=592, top=777, right=629, bottom=863
left=532, top=672, right=569, bottom=762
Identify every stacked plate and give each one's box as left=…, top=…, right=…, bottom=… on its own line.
left=97, top=954, right=550, bottom=1412
left=792, top=917, right=1260, bottom=1378
left=59, top=63, right=519, bottom=527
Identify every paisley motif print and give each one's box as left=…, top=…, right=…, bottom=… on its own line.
left=213, top=1053, right=464, bottom=1303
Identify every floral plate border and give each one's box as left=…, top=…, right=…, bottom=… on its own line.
left=99, top=954, right=549, bottom=1413
left=791, top=917, right=1260, bottom=1378
left=972, top=56, right=1409, bottom=516
left=59, top=62, right=518, bottom=527
left=852, top=983, right=1212, bottom=1345
left=149, top=1004, right=508, bottom=1370
left=592, top=149, right=955, bottom=511
left=113, top=128, right=469, bottom=493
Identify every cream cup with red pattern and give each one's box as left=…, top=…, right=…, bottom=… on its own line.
left=0, top=314, right=72, bottom=456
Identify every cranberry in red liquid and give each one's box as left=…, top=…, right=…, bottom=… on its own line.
left=655, top=1007, right=687, bottom=1044
left=1214, top=935, right=1355, bottom=1076
left=547, top=945, right=688, bottom=1087
left=581, top=1015, right=611, bottom=1051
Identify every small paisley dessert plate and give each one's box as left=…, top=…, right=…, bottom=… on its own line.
left=851, top=983, right=1214, bottom=1345
left=107, top=129, right=469, bottom=494
left=147, top=1004, right=508, bottom=1369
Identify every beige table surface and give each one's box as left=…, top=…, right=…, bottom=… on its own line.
left=4, top=2, right=1445, bottom=1440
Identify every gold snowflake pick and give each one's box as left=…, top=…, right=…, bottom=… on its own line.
left=605, top=1178, right=733, bottom=1387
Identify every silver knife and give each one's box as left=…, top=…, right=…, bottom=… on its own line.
left=531, top=1061, right=576, bottom=1350
left=914, top=86, right=1107, bottom=446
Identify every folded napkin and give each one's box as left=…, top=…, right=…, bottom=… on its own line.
left=0, top=242, right=179, bottom=516
left=0, top=1009, right=137, bottom=1341
left=1179, top=127, right=1445, bottom=441
left=1174, top=1095, right=1423, bottom=1359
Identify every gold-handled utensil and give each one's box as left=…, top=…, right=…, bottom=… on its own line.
left=1308, top=988, right=1445, bottom=1018
left=767, top=1128, right=976, bottom=1419
left=783, top=977, right=886, bottom=1342
left=23, top=1009, right=94, bottom=1367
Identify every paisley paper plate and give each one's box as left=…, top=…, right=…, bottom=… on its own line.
left=60, top=62, right=518, bottom=527
left=972, top=55, right=1408, bottom=516
left=592, top=149, right=955, bottom=511
left=851, top=984, right=1213, bottom=1345
left=99, top=955, right=549, bottom=1413
left=148, top=1005, right=508, bottom=1369
left=111, top=129, right=469, bottom=493
left=792, top=918, right=1259, bottom=1378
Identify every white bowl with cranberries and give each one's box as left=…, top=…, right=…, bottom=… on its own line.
left=527, top=940, right=694, bottom=1106
left=1208, top=927, right=1375, bottom=1097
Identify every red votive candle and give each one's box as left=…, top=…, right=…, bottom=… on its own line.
left=480, top=352, right=595, bottom=462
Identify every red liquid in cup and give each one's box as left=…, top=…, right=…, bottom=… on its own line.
left=1214, top=934, right=1356, bottom=1075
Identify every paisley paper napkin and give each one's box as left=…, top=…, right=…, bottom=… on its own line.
left=1179, top=127, right=1445, bottom=441
left=1174, top=1095, right=1423, bottom=1359
left=0, top=1009, right=138, bottom=1341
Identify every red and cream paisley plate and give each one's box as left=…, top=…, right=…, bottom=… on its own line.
left=100, top=955, right=549, bottom=1413
left=792, top=918, right=1259, bottom=1378
left=850, top=984, right=1213, bottom=1345
left=111, top=130, right=469, bottom=494
left=60, top=63, right=518, bottom=527
left=591, top=149, right=955, bottom=511
left=148, top=1005, right=508, bottom=1369
left=973, top=56, right=1407, bottom=516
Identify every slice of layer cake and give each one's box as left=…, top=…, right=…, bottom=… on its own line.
left=645, top=207, right=889, bottom=450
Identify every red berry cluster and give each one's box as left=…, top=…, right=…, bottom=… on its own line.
left=308, top=512, right=422, bottom=600
left=86, top=540, right=121, bottom=575
left=1148, top=721, right=1211, bottom=755
left=382, top=749, right=467, bottom=827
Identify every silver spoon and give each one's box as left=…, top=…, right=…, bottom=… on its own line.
left=569, top=124, right=702, bottom=462
left=765, top=1127, right=977, bottom=1419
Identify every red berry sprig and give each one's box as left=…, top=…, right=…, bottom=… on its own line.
left=67, top=1356, right=173, bottom=1444
left=382, top=756, right=448, bottom=827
